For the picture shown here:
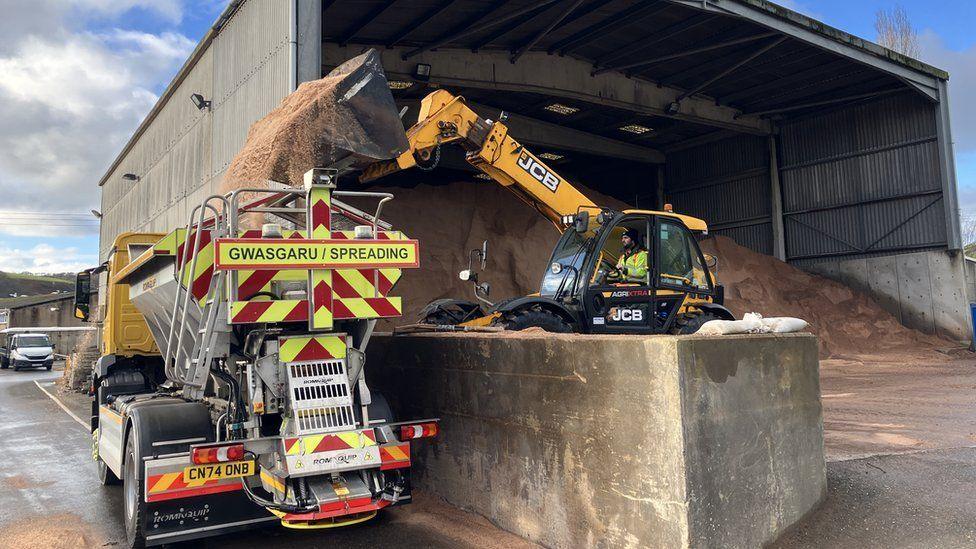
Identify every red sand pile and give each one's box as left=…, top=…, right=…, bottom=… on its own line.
left=223, top=73, right=350, bottom=190
left=340, top=181, right=623, bottom=324
left=700, top=235, right=948, bottom=359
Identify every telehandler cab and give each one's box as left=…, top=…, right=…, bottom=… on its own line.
left=361, top=90, right=734, bottom=334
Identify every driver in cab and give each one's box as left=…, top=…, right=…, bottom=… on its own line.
left=609, top=228, right=648, bottom=284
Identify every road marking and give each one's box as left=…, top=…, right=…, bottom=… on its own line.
left=33, top=380, right=88, bottom=429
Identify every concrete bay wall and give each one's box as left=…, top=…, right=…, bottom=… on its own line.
left=367, top=332, right=825, bottom=548
left=802, top=249, right=971, bottom=342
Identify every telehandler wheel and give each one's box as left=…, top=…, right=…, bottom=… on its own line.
left=497, top=307, right=572, bottom=333
left=123, top=435, right=147, bottom=548
left=97, top=457, right=121, bottom=486
left=673, top=312, right=723, bottom=335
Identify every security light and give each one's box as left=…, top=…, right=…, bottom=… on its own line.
left=90, top=209, right=102, bottom=218
left=538, top=152, right=564, bottom=161
left=387, top=80, right=413, bottom=90
left=665, top=101, right=681, bottom=115
left=414, top=63, right=431, bottom=81
left=122, top=173, right=140, bottom=181
left=544, top=103, right=580, bottom=115
left=190, top=93, right=211, bottom=111
left=619, top=124, right=652, bottom=135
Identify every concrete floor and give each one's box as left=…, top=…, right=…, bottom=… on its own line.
left=772, top=356, right=976, bottom=549
left=0, top=367, right=535, bottom=549
left=3, top=357, right=976, bottom=548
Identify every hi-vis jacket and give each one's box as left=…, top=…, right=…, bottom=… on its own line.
left=616, top=249, right=648, bottom=283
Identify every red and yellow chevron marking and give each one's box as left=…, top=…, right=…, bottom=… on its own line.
left=283, top=429, right=377, bottom=456
left=150, top=228, right=215, bottom=304
left=145, top=471, right=242, bottom=502
left=308, top=185, right=333, bottom=330
left=379, top=443, right=411, bottom=471
left=331, top=297, right=402, bottom=318
left=232, top=230, right=407, bottom=300
left=278, top=335, right=346, bottom=362
left=229, top=297, right=402, bottom=324
left=308, top=186, right=331, bottom=240
left=230, top=299, right=308, bottom=323
left=331, top=268, right=401, bottom=299
left=310, top=270, right=333, bottom=330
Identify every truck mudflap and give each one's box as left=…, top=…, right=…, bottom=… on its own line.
left=142, top=453, right=272, bottom=545
left=143, top=490, right=277, bottom=546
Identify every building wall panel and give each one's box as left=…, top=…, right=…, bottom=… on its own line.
left=666, top=135, right=772, bottom=255
left=100, top=1, right=292, bottom=259
left=779, top=92, right=945, bottom=263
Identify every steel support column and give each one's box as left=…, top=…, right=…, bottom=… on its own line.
left=769, top=135, right=786, bottom=260
left=935, top=79, right=963, bottom=250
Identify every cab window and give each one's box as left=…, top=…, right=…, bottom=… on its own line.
left=593, top=218, right=649, bottom=286
left=657, top=220, right=711, bottom=292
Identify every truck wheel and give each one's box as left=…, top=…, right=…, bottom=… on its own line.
left=673, top=312, right=723, bottom=334
left=97, top=457, right=121, bottom=486
left=123, top=435, right=147, bottom=548
left=498, top=307, right=572, bottom=333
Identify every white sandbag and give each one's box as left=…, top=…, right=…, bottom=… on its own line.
left=695, top=312, right=808, bottom=335
left=761, top=317, right=809, bottom=333
left=697, top=316, right=762, bottom=335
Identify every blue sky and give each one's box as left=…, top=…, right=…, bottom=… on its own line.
left=0, top=0, right=973, bottom=273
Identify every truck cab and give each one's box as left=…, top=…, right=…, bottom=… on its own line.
left=0, top=332, right=54, bottom=371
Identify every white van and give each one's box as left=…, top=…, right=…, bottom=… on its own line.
left=0, top=332, right=54, bottom=371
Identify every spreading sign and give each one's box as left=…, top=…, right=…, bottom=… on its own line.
left=214, top=238, right=420, bottom=270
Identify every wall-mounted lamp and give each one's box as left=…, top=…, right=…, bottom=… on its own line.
left=90, top=209, right=102, bottom=218
left=414, top=63, right=431, bottom=82
left=190, top=93, right=212, bottom=111
left=665, top=101, right=681, bottom=116
left=122, top=173, right=140, bottom=182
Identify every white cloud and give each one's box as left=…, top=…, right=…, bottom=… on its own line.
left=0, top=4, right=195, bottom=237
left=68, top=0, right=184, bottom=24
left=0, top=243, right=97, bottom=274
left=919, top=30, right=976, bottom=153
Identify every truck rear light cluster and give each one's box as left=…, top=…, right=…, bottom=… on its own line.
left=400, top=422, right=438, bottom=440
left=191, top=443, right=245, bottom=464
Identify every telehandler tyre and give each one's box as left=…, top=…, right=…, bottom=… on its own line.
left=673, top=311, right=723, bottom=334
left=497, top=307, right=572, bottom=333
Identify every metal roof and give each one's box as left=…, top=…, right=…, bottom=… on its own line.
left=97, top=0, right=950, bottom=186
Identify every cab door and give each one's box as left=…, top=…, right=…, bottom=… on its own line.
left=582, top=215, right=660, bottom=334
left=653, top=216, right=717, bottom=331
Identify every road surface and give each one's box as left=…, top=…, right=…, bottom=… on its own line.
left=0, top=368, right=535, bottom=549
left=3, top=359, right=976, bottom=548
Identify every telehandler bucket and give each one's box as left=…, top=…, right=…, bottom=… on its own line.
left=320, top=48, right=411, bottom=169
left=225, top=48, right=409, bottom=185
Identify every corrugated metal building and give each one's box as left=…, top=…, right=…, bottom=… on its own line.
left=97, top=0, right=969, bottom=340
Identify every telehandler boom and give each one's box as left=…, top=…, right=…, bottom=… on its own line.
left=363, top=90, right=735, bottom=334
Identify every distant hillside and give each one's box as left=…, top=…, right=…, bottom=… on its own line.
left=0, top=272, right=73, bottom=299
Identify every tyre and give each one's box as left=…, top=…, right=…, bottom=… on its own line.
left=497, top=307, right=572, bottom=333
left=673, top=311, right=724, bottom=335
left=97, top=457, right=121, bottom=486
left=420, top=301, right=482, bottom=325
left=123, top=435, right=147, bottom=548
left=0, top=357, right=7, bottom=369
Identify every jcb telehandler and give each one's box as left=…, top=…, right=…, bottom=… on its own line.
left=361, top=90, right=735, bottom=334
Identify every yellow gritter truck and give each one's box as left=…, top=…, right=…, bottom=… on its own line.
left=74, top=52, right=438, bottom=548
